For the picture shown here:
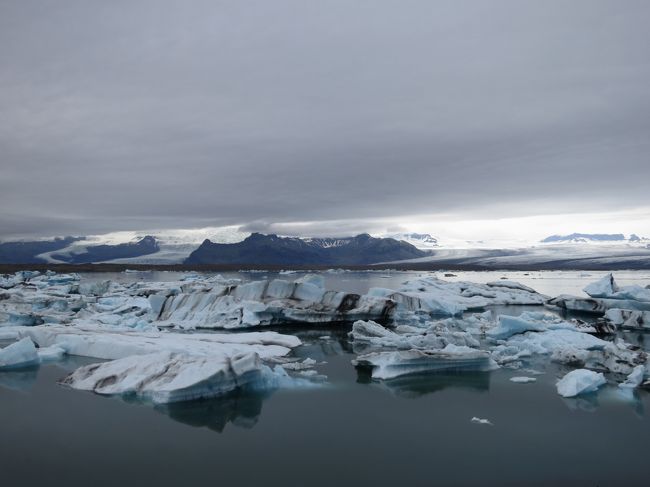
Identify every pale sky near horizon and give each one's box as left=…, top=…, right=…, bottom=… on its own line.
left=2, top=1, right=649, bottom=241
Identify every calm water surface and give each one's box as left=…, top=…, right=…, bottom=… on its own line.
left=2, top=271, right=650, bottom=486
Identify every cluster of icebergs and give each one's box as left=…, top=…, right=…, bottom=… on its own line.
left=1, top=270, right=648, bottom=407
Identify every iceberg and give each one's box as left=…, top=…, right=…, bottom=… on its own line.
left=556, top=369, right=607, bottom=397
left=619, top=365, right=646, bottom=390
left=157, top=276, right=394, bottom=329
left=0, top=337, right=40, bottom=370
left=61, top=351, right=286, bottom=404
left=352, top=345, right=498, bottom=380
left=487, top=312, right=646, bottom=375
left=368, top=276, right=547, bottom=319
left=348, top=319, right=479, bottom=352
left=486, top=312, right=575, bottom=340
left=604, top=309, right=650, bottom=330
left=547, top=274, right=650, bottom=314
left=584, top=274, right=650, bottom=302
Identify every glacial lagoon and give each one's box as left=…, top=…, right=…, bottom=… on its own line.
left=2, top=270, right=650, bottom=487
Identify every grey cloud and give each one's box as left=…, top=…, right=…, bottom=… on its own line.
left=1, top=0, right=649, bottom=238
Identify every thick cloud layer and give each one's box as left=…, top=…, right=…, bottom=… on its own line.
left=1, top=0, right=649, bottom=238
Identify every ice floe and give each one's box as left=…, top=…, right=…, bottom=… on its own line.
left=470, top=417, right=493, bottom=426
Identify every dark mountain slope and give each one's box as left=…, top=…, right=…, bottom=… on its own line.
left=0, top=236, right=82, bottom=264
left=185, top=233, right=427, bottom=265
left=51, top=236, right=160, bottom=264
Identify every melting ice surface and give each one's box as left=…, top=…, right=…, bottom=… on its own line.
left=2, top=269, right=650, bottom=486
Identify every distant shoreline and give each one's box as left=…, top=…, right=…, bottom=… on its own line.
left=2, top=262, right=650, bottom=273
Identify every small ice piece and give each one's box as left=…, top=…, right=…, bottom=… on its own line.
left=0, top=337, right=40, bottom=370
left=471, top=417, right=493, bottom=426
left=510, top=376, right=537, bottom=383
left=37, top=345, right=66, bottom=362
left=556, top=369, right=606, bottom=398
left=619, top=365, right=646, bottom=390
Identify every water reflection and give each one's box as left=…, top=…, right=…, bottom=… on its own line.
left=357, top=369, right=492, bottom=399
left=154, top=391, right=270, bottom=432
left=0, top=366, right=39, bottom=392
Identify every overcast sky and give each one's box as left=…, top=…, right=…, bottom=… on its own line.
left=1, top=0, right=649, bottom=240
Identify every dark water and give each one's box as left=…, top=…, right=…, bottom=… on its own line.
left=2, top=273, right=650, bottom=486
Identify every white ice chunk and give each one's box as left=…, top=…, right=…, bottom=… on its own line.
left=584, top=273, right=650, bottom=302
left=0, top=337, right=40, bottom=369
left=619, top=365, right=646, bottom=390
left=583, top=274, right=619, bottom=298
left=556, top=369, right=606, bottom=397
left=471, top=417, right=493, bottom=426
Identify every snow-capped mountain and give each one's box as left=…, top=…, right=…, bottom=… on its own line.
left=185, top=233, right=428, bottom=265
left=34, top=227, right=249, bottom=264
left=384, top=232, right=439, bottom=249
left=541, top=233, right=649, bottom=245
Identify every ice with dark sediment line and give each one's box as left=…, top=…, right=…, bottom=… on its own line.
left=157, top=275, right=395, bottom=329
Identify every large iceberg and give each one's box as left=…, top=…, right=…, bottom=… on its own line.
left=61, top=350, right=306, bottom=404
left=157, top=276, right=394, bottom=329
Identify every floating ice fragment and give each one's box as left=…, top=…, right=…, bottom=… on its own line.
left=556, top=369, right=606, bottom=398
left=0, top=337, right=40, bottom=370
left=471, top=417, right=493, bottom=426
left=619, top=365, right=646, bottom=390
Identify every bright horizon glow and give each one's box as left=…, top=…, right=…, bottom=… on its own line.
left=8, top=207, right=650, bottom=248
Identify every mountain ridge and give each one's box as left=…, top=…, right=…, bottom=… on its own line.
left=185, top=233, right=429, bottom=265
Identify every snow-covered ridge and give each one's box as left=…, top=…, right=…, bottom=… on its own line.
left=383, top=233, right=439, bottom=249
left=541, top=233, right=649, bottom=245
